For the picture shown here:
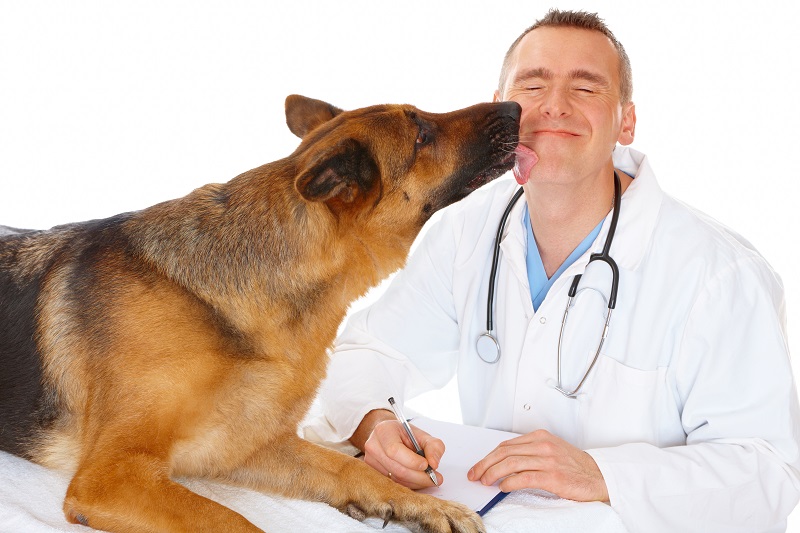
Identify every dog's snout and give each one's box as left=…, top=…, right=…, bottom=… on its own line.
left=496, top=101, right=521, bottom=121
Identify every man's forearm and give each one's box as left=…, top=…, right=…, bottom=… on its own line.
left=348, top=409, right=395, bottom=451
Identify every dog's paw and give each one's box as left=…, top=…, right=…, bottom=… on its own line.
left=384, top=495, right=485, bottom=533
left=343, top=502, right=368, bottom=522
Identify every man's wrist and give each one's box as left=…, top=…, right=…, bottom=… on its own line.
left=348, top=408, right=395, bottom=451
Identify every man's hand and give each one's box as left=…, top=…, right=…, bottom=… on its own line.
left=468, top=429, right=609, bottom=502
left=350, top=409, right=444, bottom=489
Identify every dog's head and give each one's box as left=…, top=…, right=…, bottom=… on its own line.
left=284, top=94, right=519, bottom=257
left=286, top=94, right=519, bottom=216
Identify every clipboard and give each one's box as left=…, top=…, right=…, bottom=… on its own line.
left=412, top=417, right=520, bottom=516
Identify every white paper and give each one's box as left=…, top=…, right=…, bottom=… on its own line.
left=412, top=417, right=520, bottom=514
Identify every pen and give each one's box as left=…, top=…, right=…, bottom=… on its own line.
left=387, top=397, right=439, bottom=487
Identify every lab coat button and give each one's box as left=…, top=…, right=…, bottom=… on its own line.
left=523, top=403, right=531, bottom=411
left=539, top=317, right=547, bottom=324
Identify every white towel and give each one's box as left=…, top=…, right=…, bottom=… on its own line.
left=0, top=450, right=628, bottom=533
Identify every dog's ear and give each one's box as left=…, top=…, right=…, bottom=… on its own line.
left=285, top=95, right=344, bottom=138
left=296, top=139, right=379, bottom=205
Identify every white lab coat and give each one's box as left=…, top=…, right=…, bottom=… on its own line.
left=318, top=147, right=800, bottom=532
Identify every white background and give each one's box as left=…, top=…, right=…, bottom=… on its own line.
left=2, top=0, right=799, bottom=528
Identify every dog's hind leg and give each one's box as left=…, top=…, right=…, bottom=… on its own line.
left=64, top=450, right=261, bottom=532
left=225, top=433, right=485, bottom=533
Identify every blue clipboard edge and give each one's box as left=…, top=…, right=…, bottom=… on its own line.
left=477, top=490, right=509, bottom=516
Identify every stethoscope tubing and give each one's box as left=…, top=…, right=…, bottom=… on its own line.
left=486, top=187, right=525, bottom=333
left=478, top=172, right=623, bottom=395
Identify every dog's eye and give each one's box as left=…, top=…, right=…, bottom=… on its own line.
left=416, top=127, right=431, bottom=146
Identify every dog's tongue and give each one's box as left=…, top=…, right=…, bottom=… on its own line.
left=513, top=145, right=539, bottom=185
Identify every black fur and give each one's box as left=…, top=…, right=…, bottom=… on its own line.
left=0, top=216, right=134, bottom=456
left=0, top=235, right=50, bottom=457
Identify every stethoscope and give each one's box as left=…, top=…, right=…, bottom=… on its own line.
left=475, top=171, right=621, bottom=398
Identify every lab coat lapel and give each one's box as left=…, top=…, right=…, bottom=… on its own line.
left=608, top=147, right=664, bottom=271
left=498, top=195, right=531, bottom=294
left=559, top=147, right=664, bottom=281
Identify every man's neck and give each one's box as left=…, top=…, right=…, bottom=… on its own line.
left=523, top=168, right=632, bottom=278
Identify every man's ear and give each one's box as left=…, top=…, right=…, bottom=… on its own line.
left=295, top=139, right=379, bottom=204
left=285, top=95, right=344, bottom=138
left=617, top=102, right=636, bottom=146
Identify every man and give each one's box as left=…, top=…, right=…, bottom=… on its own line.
left=316, top=9, right=800, bottom=532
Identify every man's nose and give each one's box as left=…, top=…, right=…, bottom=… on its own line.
left=540, top=88, right=572, bottom=118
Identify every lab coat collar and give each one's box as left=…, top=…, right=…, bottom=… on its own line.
left=603, top=146, right=663, bottom=272
left=498, top=146, right=662, bottom=285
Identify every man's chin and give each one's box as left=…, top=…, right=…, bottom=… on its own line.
left=524, top=159, right=581, bottom=184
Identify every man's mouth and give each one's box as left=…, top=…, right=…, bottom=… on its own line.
left=535, top=129, right=580, bottom=137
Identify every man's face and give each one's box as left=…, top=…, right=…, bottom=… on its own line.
left=497, top=26, right=635, bottom=185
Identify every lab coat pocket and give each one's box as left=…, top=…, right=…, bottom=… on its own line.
left=579, top=354, right=662, bottom=449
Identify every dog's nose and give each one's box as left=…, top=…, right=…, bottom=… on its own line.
left=496, top=101, right=521, bottom=121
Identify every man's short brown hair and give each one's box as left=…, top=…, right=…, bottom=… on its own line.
left=498, top=9, right=633, bottom=104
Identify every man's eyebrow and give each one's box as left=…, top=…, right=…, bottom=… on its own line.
left=568, top=69, right=610, bottom=86
left=513, top=67, right=552, bottom=84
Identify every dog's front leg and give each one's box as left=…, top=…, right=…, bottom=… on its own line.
left=65, top=450, right=262, bottom=533
left=224, top=433, right=485, bottom=533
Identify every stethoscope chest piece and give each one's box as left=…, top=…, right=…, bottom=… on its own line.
left=476, top=332, right=501, bottom=364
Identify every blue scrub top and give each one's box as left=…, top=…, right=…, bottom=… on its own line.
left=523, top=207, right=603, bottom=312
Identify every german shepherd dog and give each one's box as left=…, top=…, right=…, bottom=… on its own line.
left=0, top=95, right=520, bottom=532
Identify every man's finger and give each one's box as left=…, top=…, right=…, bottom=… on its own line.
left=469, top=441, right=550, bottom=481
left=384, top=437, right=430, bottom=471
left=412, top=426, right=445, bottom=470
left=477, top=453, right=551, bottom=486
left=497, top=469, right=551, bottom=493
left=366, top=452, right=441, bottom=489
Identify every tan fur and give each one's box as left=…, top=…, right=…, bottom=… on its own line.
left=0, top=95, right=519, bottom=532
